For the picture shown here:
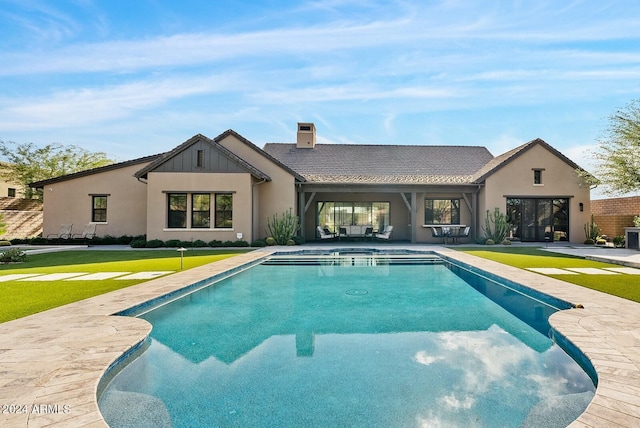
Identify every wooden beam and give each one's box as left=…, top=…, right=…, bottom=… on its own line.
left=304, top=192, right=316, bottom=213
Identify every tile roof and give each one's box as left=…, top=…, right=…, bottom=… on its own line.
left=262, top=143, right=494, bottom=185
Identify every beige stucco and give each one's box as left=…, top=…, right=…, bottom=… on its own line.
left=40, top=162, right=151, bottom=238
left=0, top=163, right=23, bottom=198
left=479, top=144, right=591, bottom=243
left=217, top=134, right=297, bottom=240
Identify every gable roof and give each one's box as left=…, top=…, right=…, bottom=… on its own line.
left=29, top=153, right=163, bottom=188
left=262, top=143, right=494, bottom=185
left=471, top=138, right=589, bottom=183
left=134, top=133, right=271, bottom=181
left=215, top=130, right=306, bottom=182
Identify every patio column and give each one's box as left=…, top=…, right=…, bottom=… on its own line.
left=298, top=189, right=306, bottom=240
left=411, top=192, right=417, bottom=244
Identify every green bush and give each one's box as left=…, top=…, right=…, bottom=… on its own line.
left=613, top=236, right=626, bottom=248
left=0, top=248, right=27, bottom=263
left=130, top=239, right=146, bottom=248
left=596, top=238, right=607, bottom=246
left=208, top=240, right=223, bottom=247
left=251, top=239, right=266, bottom=247
left=145, top=239, right=165, bottom=248
left=286, top=239, right=296, bottom=246
left=265, top=237, right=276, bottom=246
left=485, top=239, right=495, bottom=245
left=164, top=239, right=182, bottom=248
left=0, top=240, right=11, bottom=246
left=193, top=239, right=208, bottom=248
left=234, top=240, right=250, bottom=247
left=584, top=238, right=595, bottom=245
left=501, top=239, right=512, bottom=245
left=292, top=236, right=305, bottom=245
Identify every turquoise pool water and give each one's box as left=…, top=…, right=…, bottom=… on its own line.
left=99, top=255, right=595, bottom=427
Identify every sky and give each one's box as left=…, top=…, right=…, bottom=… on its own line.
left=1, top=0, right=640, bottom=199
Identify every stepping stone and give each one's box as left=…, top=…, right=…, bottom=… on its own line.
left=603, top=267, right=640, bottom=275
left=0, top=273, right=43, bottom=282
left=23, top=273, right=89, bottom=281
left=66, top=272, right=131, bottom=281
left=115, top=271, right=173, bottom=280
left=565, top=268, right=620, bottom=275
left=527, top=268, right=577, bottom=275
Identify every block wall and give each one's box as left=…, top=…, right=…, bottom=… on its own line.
left=591, top=196, right=640, bottom=238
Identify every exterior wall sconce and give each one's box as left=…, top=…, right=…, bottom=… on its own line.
left=579, top=203, right=584, bottom=212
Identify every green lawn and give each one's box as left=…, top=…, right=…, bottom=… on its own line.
left=0, top=249, right=251, bottom=323
left=455, top=246, right=640, bottom=303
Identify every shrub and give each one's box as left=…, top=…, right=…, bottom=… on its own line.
left=221, top=240, right=236, bottom=247
left=207, top=240, right=223, bottom=247
left=0, top=240, right=11, bottom=246
left=584, top=239, right=595, bottom=245
left=265, top=209, right=300, bottom=245
left=234, top=240, right=250, bottom=247
left=117, top=235, right=134, bottom=245
left=164, top=239, right=182, bottom=248
left=613, top=236, right=626, bottom=248
left=251, top=239, right=266, bottom=247
left=501, top=239, right=512, bottom=245
left=265, top=237, right=276, bottom=246
left=485, top=239, right=495, bottom=245
left=0, top=248, right=26, bottom=263
left=193, top=239, right=208, bottom=248
left=482, top=208, right=509, bottom=243
left=292, top=236, right=305, bottom=245
left=634, top=215, right=640, bottom=227
left=10, top=238, right=27, bottom=245
left=286, top=239, right=296, bottom=246
left=596, top=238, right=607, bottom=246
left=145, top=239, right=165, bottom=248
left=130, top=238, right=146, bottom=248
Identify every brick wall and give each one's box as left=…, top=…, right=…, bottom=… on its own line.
left=0, top=197, right=43, bottom=239
left=591, top=196, right=640, bottom=238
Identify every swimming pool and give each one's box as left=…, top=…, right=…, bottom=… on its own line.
left=99, top=251, right=595, bottom=427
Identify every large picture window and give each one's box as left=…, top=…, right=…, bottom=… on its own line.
left=191, top=194, right=211, bottom=228
left=92, top=196, right=107, bottom=223
left=424, top=199, right=460, bottom=224
left=215, top=193, right=233, bottom=228
left=168, top=193, right=187, bottom=228
left=316, top=201, right=389, bottom=233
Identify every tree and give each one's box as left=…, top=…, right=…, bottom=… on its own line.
left=0, top=141, right=113, bottom=200
left=590, top=99, right=640, bottom=195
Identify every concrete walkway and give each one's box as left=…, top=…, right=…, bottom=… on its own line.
left=0, top=245, right=639, bottom=427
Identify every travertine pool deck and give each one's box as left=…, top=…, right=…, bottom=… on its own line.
left=1, top=245, right=639, bottom=427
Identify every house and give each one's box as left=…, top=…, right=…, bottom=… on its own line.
left=30, top=123, right=592, bottom=244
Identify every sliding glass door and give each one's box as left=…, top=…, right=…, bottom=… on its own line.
left=506, top=198, right=569, bottom=242
left=317, top=201, right=390, bottom=233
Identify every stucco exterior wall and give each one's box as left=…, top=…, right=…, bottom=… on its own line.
left=479, top=144, right=591, bottom=243
left=217, top=135, right=297, bottom=240
left=40, top=162, right=150, bottom=238
left=144, top=171, right=254, bottom=242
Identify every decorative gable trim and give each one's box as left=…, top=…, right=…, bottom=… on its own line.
left=134, top=134, right=271, bottom=181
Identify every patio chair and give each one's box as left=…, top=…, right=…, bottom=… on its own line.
left=375, top=225, right=393, bottom=240
left=72, top=223, right=97, bottom=241
left=317, top=226, right=336, bottom=240
left=431, top=227, right=446, bottom=243
left=364, top=227, right=374, bottom=240
left=47, top=224, right=73, bottom=240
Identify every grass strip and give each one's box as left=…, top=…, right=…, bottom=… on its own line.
left=0, top=249, right=250, bottom=323
left=456, top=246, right=640, bottom=303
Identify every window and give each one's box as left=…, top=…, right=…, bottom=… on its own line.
left=506, top=198, right=569, bottom=241
left=316, top=201, right=390, bottom=232
left=215, top=193, right=233, bottom=228
left=425, top=199, right=460, bottom=224
left=196, top=150, right=204, bottom=168
left=533, top=169, right=543, bottom=185
left=7, top=188, right=16, bottom=198
left=191, top=194, right=211, bottom=228
left=92, top=196, right=108, bottom=222
left=168, top=193, right=187, bottom=228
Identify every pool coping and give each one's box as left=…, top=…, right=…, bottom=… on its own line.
left=0, top=245, right=638, bottom=427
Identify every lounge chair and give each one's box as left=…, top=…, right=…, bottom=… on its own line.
left=317, top=226, right=336, bottom=240
left=364, top=227, right=374, bottom=240
left=72, top=223, right=97, bottom=241
left=47, top=224, right=73, bottom=240
left=431, top=227, right=446, bottom=243
left=375, top=225, right=393, bottom=240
